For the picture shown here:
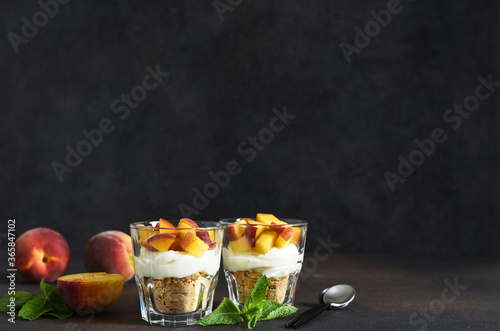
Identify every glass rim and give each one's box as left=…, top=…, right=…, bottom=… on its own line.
left=130, top=220, right=224, bottom=230
left=218, top=218, right=308, bottom=226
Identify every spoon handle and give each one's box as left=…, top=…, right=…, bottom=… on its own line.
left=284, top=303, right=331, bottom=329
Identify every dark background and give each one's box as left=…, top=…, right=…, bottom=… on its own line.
left=1, top=0, right=499, bottom=261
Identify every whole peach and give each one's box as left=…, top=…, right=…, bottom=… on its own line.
left=83, top=231, right=134, bottom=281
left=15, top=227, right=70, bottom=283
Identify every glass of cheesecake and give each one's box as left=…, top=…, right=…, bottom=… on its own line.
left=130, top=219, right=223, bottom=326
left=220, top=214, right=307, bottom=309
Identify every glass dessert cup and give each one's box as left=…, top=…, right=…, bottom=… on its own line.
left=130, top=220, right=223, bottom=326
left=220, top=217, right=307, bottom=310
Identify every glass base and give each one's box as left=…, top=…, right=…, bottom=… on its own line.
left=224, top=269, right=300, bottom=310
left=145, top=310, right=210, bottom=326
left=135, top=272, right=217, bottom=326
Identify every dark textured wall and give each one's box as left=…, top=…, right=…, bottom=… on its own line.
left=1, top=0, right=498, bottom=259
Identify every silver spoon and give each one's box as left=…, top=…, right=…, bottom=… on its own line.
left=284, top=284, right=355, bottom=329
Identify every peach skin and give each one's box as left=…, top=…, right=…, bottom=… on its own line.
left=83, top=230, right=134, bottom=281
left=15, top=227, right=70, bottom=283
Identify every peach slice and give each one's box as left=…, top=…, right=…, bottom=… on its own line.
left=177, top=218, right=199, bottom=239
left=269, top=223, right=286, bottom=235
left=256, top=213, right=284, bottom=225
left=138, top=240, right=158, bottom=252
left=228, top=235, right=253, bottom=254
left=137, top=224, right=158, bottom=242
left=246, top=220, right=266, bottom=239
left=169, top=237, right=185, bottom=251
left=208, top=230, right=215, bottom=243
left=147, top=233, right=176, bottom=252
left=226, top=220, right=247, bottom=241
left=180, top=232, right=209, bottom=257
left=196, top=230, right=212, bottom=244
left=290, top=228, right=301, bottom=245
left=238, top=217, right=255, bottom=222
left=274, top=227, right=295, bottom=248
left=158, top=218, right=179, bottom=236
left=57, top=272, right=125, bottom=313
left=254, top=230, right=278, bottom=254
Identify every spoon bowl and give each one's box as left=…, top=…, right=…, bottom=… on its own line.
left=319, top=284, right=356, bottom=309
left=285, top=284, right=355, bottom=328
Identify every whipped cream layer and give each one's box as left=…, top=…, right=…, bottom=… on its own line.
left=223, top=244, right=303, bottom=277
left=134, top=248, right=221, bottom=279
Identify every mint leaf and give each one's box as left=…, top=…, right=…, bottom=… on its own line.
left=198, top=298, right=244, bottom=326
left=0, top=291, right=35, bottom=312
left=199, top=275, right=298, bottom=329
left=1, top=279, right=73, bottom=321
left=40, top=278, right=68, bottom=311
left=18, top=294, right=53, bottom=320
left=259, top=300, right=298, bottom=320
left=241, top=274, right=268, bottom=326
left=45, top=310, right=74, bottom=319
left=248, top=315, right=259, bottom=329
left=244, top=274, right=268, bottom=313
left=244, top=301, right=263, bottom=324
left=259, top=300, right=283, bottom=320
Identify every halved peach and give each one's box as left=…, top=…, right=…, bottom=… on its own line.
left=158, top=218, right=179, bottom=236
left=180, top=232, right=209, bottom=257
left=147, top=233, right=176, bottom=252
left=57, top=272, right=124, bottom=313
left=177, top=218, right=199, bottom=239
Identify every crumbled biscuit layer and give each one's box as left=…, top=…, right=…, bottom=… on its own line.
left=144, top=272, right=212, bottom=314
left=233, top=270, right=289, bottom=303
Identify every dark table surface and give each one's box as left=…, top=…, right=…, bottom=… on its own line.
left=1, top=253, right=499, bottom=331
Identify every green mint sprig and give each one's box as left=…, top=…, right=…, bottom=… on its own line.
left=199, top=275, right=298, bottom=329
left=0, top=279, right=73, bottom=320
